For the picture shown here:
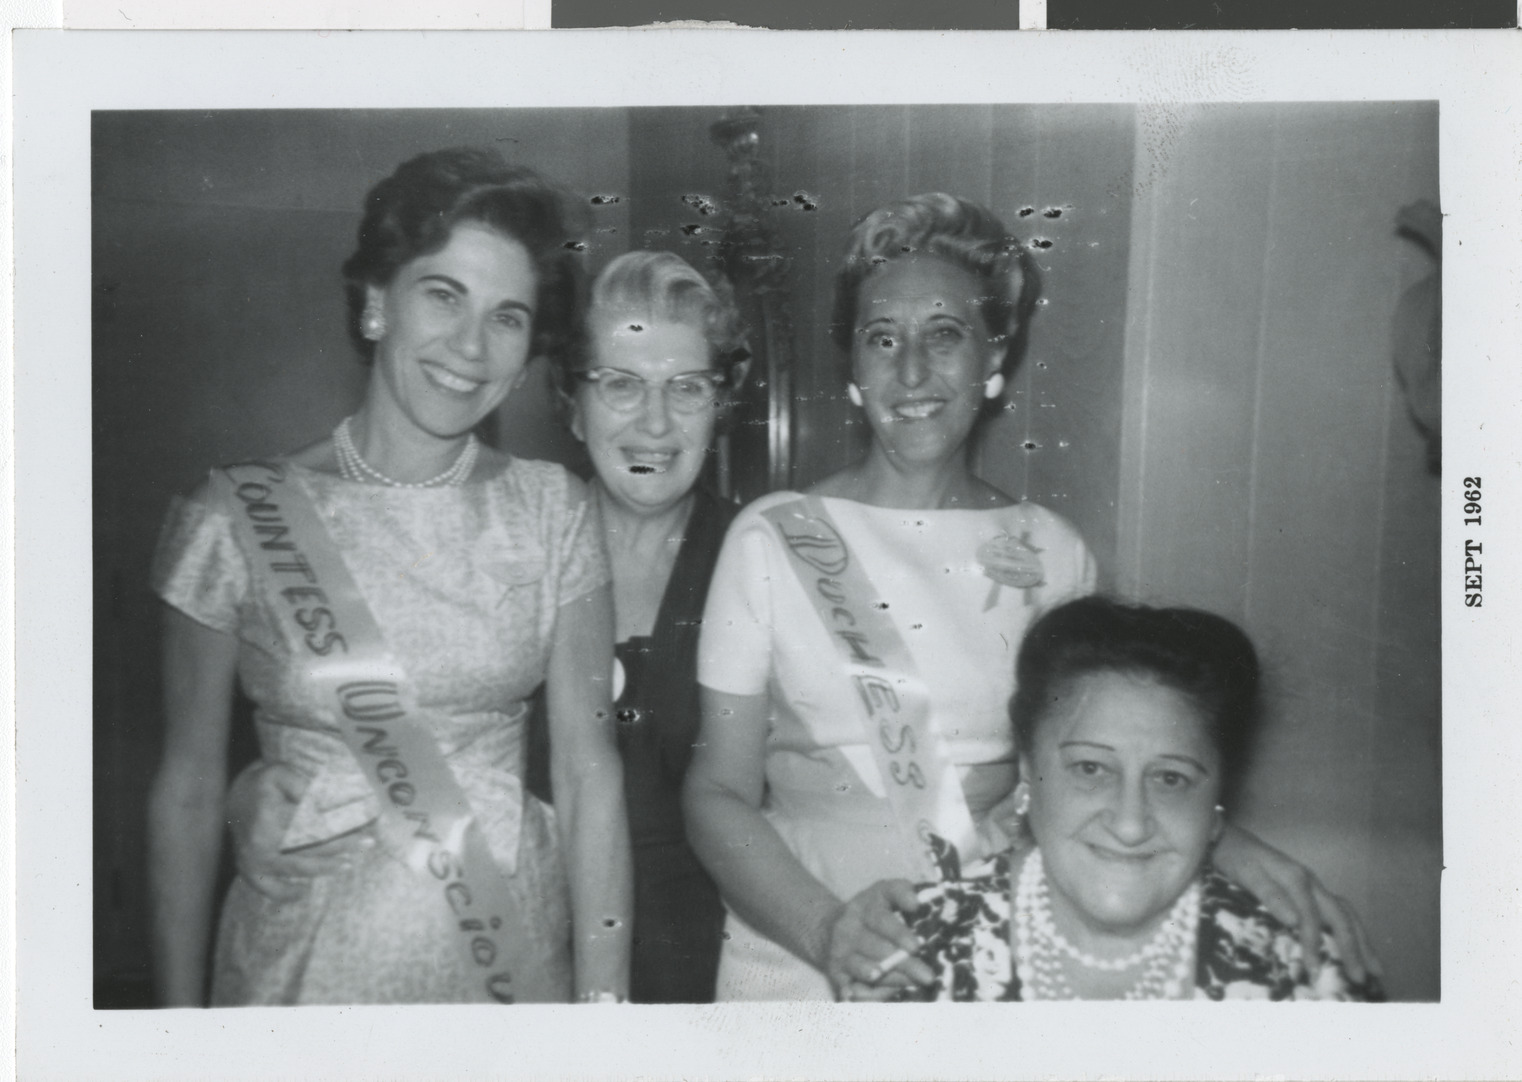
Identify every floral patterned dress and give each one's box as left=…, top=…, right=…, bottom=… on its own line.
left=905, top=845, right=1384, bottom=1001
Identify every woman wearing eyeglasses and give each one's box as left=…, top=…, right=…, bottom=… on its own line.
left=553, top=250, right=750, bottom=1002
left=221, top=249, right=745, bottom=1003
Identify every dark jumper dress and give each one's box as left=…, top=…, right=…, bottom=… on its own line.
left=528, top=487, right=737, bottom=1003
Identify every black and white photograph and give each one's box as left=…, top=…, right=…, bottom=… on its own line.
left=15, top=27, right=1522, bottom=1082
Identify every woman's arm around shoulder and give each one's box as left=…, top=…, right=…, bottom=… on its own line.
left=1198, top=870, right=1384, bottom=1001
left=1212, top=824, right=1381, bottom=986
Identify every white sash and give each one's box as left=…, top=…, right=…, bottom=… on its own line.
left=215, top=462, right=565, bottom=1003
left=763, top=496, right=978, bottom=879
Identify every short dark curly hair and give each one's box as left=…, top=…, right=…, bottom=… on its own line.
left=341, top=147, right=582, bottom=364
left=830, top=192, right=1040, bottom=381
left=1010, top=596, right=1262, bottom=801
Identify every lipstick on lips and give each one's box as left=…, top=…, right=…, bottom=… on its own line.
left=891, top=397, right=947, bottom=421
left=421, top=360, right=484, bottom=396
left=1087, top=843, right=1160, bottom=864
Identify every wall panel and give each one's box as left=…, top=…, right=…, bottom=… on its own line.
left=1117, top=102, right=1441, bottom=999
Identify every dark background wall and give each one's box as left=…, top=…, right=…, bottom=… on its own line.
left=93, top=103, right=1439, bottom=1003
left=92, top=109, right=629, bottom=1004
left=623, top=105, right=1135, bottom=578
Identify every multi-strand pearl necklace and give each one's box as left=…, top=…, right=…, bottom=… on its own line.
left=1013, top=848, right=1200, bottom=1000
left=333, top=417, right=479, bottom=488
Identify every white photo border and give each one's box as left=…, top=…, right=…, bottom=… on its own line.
left=15, top=28, right=1522, bottom=1082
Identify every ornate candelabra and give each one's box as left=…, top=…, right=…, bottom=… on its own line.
left=708, top=108, right=797, bottom=498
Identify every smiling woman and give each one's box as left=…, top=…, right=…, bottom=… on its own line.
left=683, top=191, right=1380, bottom=1004
left=903, top=596, right=1383, bottom=1001
left=144, top=147, right=632, bottom=1007
left=552, top=250, right=749, bottom=1002
left=847, top=253, right=1006, bottom=470
left=683, top=193, right=1100, bottom=1002
left=351, top=223, right=538, bottom=478
left=362, top=223, right=537, bottom=447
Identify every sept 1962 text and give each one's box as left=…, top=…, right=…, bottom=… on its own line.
left=1464, top=476, right=1482, bottom=608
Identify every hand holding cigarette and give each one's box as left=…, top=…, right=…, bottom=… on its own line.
left=825, top=879, right=936, bottom=1000
left=865, top=946, right=914, bottom=983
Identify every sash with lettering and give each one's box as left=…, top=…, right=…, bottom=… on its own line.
left=214, top=462, right=561, bottom=1004
left=762, top=496, right=978, bottom=880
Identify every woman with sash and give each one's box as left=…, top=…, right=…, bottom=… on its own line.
left=221, top=250, right=747, bottom=1003
left=683, top=193, right=1378, bottom=1001
left=146, top=148, right=632, bottom=1006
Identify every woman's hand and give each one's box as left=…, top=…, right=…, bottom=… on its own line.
left=225, top=761, right=372, bottom=902
left=1213, top=823, right=1381, bottom=984
left=687, top=687, right=904, bottom=997
left=824, top=879, right=935, bottom=1002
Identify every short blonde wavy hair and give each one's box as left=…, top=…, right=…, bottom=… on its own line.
left=558, top=250, right=748, bottom=394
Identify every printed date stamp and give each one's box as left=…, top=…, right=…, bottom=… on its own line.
left=1464, top=476, right=1483, bottom=608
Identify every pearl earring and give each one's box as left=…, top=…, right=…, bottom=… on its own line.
left=361, top=303, right=387, bottom=342
left=984, top=372, right=1006, bottom=400
left=1015, top=783, right=1031, bottom=817
left=847, top=382, right=864, bottom=408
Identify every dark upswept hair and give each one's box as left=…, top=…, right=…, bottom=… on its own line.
left=341, top=147, right=582, bottom=364
left=830, top=192, right=1040, bottom=377
left=1010, top=596, right=1262, bottom=798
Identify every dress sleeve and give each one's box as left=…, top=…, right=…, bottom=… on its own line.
left=695, top=504, right=778, bottom=696
left=552, top=472, right=611, bottom=607
left=149, top=484, right=249, bottom=635
left=1023, top=504, right=1100, bottom=607
left=1048, top=513, right=1099, bottom=603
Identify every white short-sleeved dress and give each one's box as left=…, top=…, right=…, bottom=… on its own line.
left=696, top=492, right=1097, bottom=1000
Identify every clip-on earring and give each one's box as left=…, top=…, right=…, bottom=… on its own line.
left=984, top=372, right=1006, bottom=400
left=847, top=382, right=864, bottom=408
left=361, top=304, right=387, bottom=342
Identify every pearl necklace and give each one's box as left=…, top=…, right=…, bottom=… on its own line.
left=1013, top=849, right=1200, bottom=1000
left=333, top=417, right=479, bottom=489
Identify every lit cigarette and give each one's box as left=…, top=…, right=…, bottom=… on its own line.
left=871, top=948, right=912, bottom=981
